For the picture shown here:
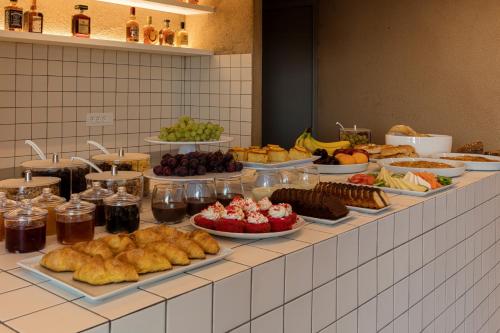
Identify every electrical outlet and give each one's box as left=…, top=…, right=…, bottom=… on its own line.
left=86, top=113, right=114, bottom=126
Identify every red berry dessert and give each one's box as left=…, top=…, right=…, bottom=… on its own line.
left=242, top=198, right=259, bottom=215
left=257, top=197, right=272, bottom=216
left=215, top=205, right=246, bottom=233
left=230, top=196, right=246, bottom=209
left=267, top=203, right=297, bottom=232
left=244, top=211, right=271, bottom=233
left=194, top=202, right=225, bottom=230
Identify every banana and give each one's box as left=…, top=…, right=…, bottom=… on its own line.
left=293, top=128, right=351, bottom=155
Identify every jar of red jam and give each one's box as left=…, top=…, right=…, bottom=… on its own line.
left=55, top=194, right=96, bottom=245
left=79, top=182, right=113, bottom=227
left=0, top=192, right=17, bottom=242
left=4, top=199, right=47, bottom=253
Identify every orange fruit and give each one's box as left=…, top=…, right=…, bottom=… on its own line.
left=352, top=152, right=368, bottom=164
left=336, top=154, right=356, bottom=165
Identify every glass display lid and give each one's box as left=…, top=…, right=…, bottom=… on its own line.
left=85, top=165, right=144, bottom=197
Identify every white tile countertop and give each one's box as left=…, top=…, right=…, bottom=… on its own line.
left=0, top=167, right=498, bottom=333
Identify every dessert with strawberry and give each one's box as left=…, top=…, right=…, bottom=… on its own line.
left=244, top=211, right=271, bottom=233
left=194, top=202, right=225, bottom=230
left=267, top=203, right=297, bottom=232
left=215, top=205, right=246, bottom=233
left=257, top=197, right=272, bottom=215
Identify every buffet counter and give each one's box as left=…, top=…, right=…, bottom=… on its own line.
left=0, top=167, right=498, bottom=333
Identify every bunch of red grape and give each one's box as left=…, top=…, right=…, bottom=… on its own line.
left=153, top=151, right=244, bottom=177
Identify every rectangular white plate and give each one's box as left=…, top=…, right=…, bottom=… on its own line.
left=18, top=248, right=233, bottom=302
left=346, top=205, right=392, bottom=215
left=241, top=157, right=319, bottom=170
left=376, top=183, right=455, bottom=197
left=299, top=213, right=353, bottom=225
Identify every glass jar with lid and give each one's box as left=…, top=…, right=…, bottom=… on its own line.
left=0, top=170, right=61, bottom=201
left=32, top=188, right=66, bottom=236
left=79, top=182, right=113, bottom=226
left=55, top=194, right=95, bottom=244
left=339, top=127, right=372, bottom=146
left=85, top=165, right=144, bottom=197
left=103, top=186, right=140, bottom=234
left=21, top=153, right=90, bottom=201
left=4, top=199, right=47, bottom=253
left=0, top=192, right=17, bottom=241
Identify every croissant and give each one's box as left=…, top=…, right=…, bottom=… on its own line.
left=102, top=234, right=136, bottom=254
left=73, top=256, right=139, bottom=285
left=131, top=228, right=165, bottom=247
left=169, top=237, right=205, bottom=259
left=40, top=247, right=92, bottom=272
left=72, top=239, right=114, bottom=260
left=153, top=225, right=180, bottom=239
left=145, top=241, right=190, bottom=266
left=189, top=230, right=220, bottom=255
left=116, top=248, right=172, bottom=274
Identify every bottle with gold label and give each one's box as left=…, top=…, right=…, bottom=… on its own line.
left=159, top=19, right=175, bottom=46
left=143, top=16, right=158, bottom=45
left=175, top=21, right=188, bottom=47
left=4, top=0, right=23, bottom=32
left=72, top=4, right=91, bottom=38
left=126, top=7, right=139, bottom=42
left=23, top=0, right=43, bottom=33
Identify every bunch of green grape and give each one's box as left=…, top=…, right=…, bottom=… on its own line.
left=159, top=116, right=224, bottom=142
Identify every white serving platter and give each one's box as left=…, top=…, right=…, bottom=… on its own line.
left=18, top=248, right=233, bottom=302
left=143, top=168, right=242, bottom=182
left=372, top=183, right=455, bottom=197
left=431, top=153, right=500, bottom=171
left=190, top=216, right=306, bottom=239
left=377, top=158, right=466, bottom=177
left=346, top=204, right=392, bottom=215
left=315, top=163, right=369, bottom=174
left=241, top=156, right=319, bottom=170
left=144, top=135, right=233, bottom=154
left=299, top=213, right=352, bottom=225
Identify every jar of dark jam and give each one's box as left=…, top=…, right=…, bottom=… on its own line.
left=0, top=192, right=17, bottom=242
left=32, top=188, right=65, bottom=236
left=55, top=194, right=96, bottom=245
left=4, top=199, right=47, bottom=253
left=79, top=182, right=113, bottom=227
left=103, top=186, right=140, bottom=234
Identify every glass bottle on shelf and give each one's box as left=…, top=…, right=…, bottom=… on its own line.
left=126, top=6, right=139, bottom=43
left=72, top=4, right=91, bottom=38
left=175, top=21, right=189, bottom=47
left=159, top=19, right=175, bottom=46
left=143, top=16, right=158, bottom=45
left=4, top=0, right=23, bottom=32
left=23, top=0, right=43, bottom=33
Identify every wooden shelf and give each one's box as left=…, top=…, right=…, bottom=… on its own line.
left=96, top=0, right=215, bottom=15
left=0, top=30, right=213, bottom=56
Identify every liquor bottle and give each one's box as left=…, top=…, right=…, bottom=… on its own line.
left=159, top=19, right=174, bottom=46
left=72, top=4, right=91, bottom=38
left=23, top=0, right=43, bottom=33
left=143, top=16, right=158, bottom=45
left=126, top=7, right=139, bottom=42
left=175, top=22, right=188, bottom=47
left=4, top=0, right=23, bottom=32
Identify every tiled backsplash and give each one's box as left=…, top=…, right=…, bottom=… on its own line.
left=0, top=41, right=252, bottom=171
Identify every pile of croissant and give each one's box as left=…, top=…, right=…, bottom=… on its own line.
left=40, top=226, right=220, bottom=286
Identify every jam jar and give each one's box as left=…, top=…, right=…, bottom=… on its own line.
left=4, top=199, right=48, bottom=253
left=79, top=182, right=113, bottom=226
left=0, top=170, right=61, bottom=201
left=85, top=165, right=144, bottom=198
left=55, top=194, right=96, bottom=245
left=103, top=186, right=140, bottom=234
left=32, top=188, right=66, bottom=236
left=0, top=192, right=17, bottom=241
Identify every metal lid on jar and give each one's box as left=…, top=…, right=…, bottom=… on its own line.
left=103, top=186, right=140, bottom=207
left=79, top=182, right=113, bottom=201
left=91, top=148, right=150, bottom=163
left=85, top=165, right=142, bottom=182
left=0, top=170, right=60, bottom=189
left=32, top=188, right=66, bottom=208
left=21, top=153, right=87, bottom=170
left=0, top=192, right=17, bottom=212
left=4, top=199, right=48, bottom=220
left=55, top=194, right=95, bottom=216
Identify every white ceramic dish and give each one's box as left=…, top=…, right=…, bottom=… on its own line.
left=190, top=216, right=306, bottom=239
left=432, top=153, right=500, bottom=171
left=17, top=248, right=233, bottom=302
left=315, top=163, right=369, bottom=174
left=241, top=157, right=320, bottom=170
left=372, top=183, right=455, bottom=197
left=385, top=134, right=452, bottom=157
left=346, top=205, right=392, bottom=215
left=377, top=158, right=466, bottom=177
left=300, top=213, right=352, bottom=225
left=144, top=135, right=233, bottom=154
left=143, top=169, right=242, bottom=182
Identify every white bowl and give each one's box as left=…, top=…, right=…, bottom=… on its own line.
left=377, top=157, right=466, bottom=177
left=385, top=134, right=452, bottom=157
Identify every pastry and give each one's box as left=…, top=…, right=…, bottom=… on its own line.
left=456, top=141, right=484, bottom=154
left=266, top=203, right=297, bottom=232
left=169, top=236, right=206, bottom=259
left=267, top=147, right=289, bottom=162
left=101, top=234, right=136, bottom=255
left=243, top=211, right=271, bottom=233
left=215, top=205, right=246, bottom=233
left=131, top=228, right=165, bottom=247
left=229, top=147, right=248, bottom=162
left=288, top=145, right=311, bottom=160
left=72, top=239, right=114, bottom=260
left=73, top=256, right=139, bottom=285
left=247, top=149, right=269, bottom=163
left=144, top=241, right=190, bottom=266
left=153, top=225, right=180, bottom=239
left=193, top=202, right=225, bottom=230
left=116, top=248, right=172, bottom=274
left=40, top=247, right=92, bottom=272
left=387, top=125, right=429, bottom=137
left=189, top=230, right=220, bottom=254
left=314, top=182, right=389, bottom=209
left=485, top=150, right=500, bottom=157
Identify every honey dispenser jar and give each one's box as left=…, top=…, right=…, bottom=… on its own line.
left=0, top=192, right=18, bottom=241
left=55, top=194, right=96, bottom=245
left=32, top=188, right=66, bottom=236
left=79, top=182, right=113, bottom=226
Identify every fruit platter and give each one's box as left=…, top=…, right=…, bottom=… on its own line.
left=230, top=144, right=319, bottom=169
left=144, top=116, right=233, bottom=154
left=191, top=197, right=305, bottom=239
left=347, top=167, right=454, bottom=197
left=313, top=148, right=369, bottom=174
